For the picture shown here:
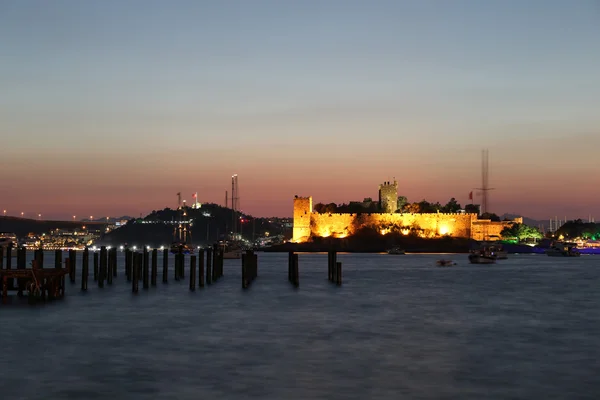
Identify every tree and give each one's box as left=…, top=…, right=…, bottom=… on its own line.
left=480, top=212, right=501, bottom=222
left=402, top=202, right=421, bottom=213
left=464, top=204, right=480, bottom=214
left=396, top=196, right=408, bottom=212
left=501, top=223, right=543, bottom=241
left=441, top=198, right=461, bottom=213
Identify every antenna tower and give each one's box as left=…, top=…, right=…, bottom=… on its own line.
left=475, top=149, right=494, bottom=214
left=231, top=174, right=239, bottom=237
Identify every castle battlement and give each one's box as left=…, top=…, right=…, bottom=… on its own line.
left=292, top=196, right=519, bottom=243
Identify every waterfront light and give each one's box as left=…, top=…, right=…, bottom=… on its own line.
left=133, top=246, right=137, bottom=250
left=159, top=246, right=164, bottom=250
left=120, top=245, right=124, bottom=250
left=146, top=245, right=151, bottom=250
left=2, top=210, right=5, bottom=216
left=21, top=212, right=24, bottom=217
left=107, top=246, right=111, bottom=250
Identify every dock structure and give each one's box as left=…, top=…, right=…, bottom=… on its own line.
left=0, top=244, right=69, bottom=304
left=1, top=242, right=342, bottom=307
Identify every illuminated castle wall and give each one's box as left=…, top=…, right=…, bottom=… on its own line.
left=292, top=196, right=519, bottom=243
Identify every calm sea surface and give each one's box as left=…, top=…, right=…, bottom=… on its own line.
left=1, top=252, right=599, bottom=400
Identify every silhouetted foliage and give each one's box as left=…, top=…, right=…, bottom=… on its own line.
left=556, top=220, right=600, bottom=239
left=500, top=223, right=543, bottom=241
left=479, top=212, right=501, bottom=222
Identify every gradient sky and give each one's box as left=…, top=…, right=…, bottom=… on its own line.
left=1, top=0, right=599, bottom=220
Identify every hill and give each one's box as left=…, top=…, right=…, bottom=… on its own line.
left=97, top=203, right=291, bottom=247
left=0, top=216, right=107, bottom=237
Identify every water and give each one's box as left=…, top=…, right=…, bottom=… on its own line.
left=1, top=252, right=599, bottom=400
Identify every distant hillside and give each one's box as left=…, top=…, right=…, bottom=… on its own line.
left=0, top=217, right=106, bottom=237
left=97, top=203, right=291, bottom=247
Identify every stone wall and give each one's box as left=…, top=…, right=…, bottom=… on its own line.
left=471, top=217, right=522, bottom=241
left=292, top=195, right=520, bottom=243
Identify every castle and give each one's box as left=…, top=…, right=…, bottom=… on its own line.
left=292, top=180, right=521, bottom=243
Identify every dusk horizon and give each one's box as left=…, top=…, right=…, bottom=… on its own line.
left=1, top=0, right=599, bottom=221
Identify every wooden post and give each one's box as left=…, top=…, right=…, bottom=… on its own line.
left=112, top=248, right=117, bottom=277
left=125, top=249, right=131, bottom=281
left=151, top=249, right=157, bottom=286
left=162, top=248, right=168, bottom=283
left=0, top=246, right=3, bottom=270
left=189, top=255, right=196, bottom=291
left=68, top=249, right=76, bottom=283
left=99, top=246, right=106, bottom=288
left=293, top=253, right=299, bottom=287
left=242, top=252, right=247, bottom=289
left=132, top=253, right=139, bottom=293
left=206, top=248, right=212, bottom=285
left=54, top=249, right=62, bottom=269
left=180, top=249, right=185, bottom=279
left=5, top=243, right=12, bottom=270
left=288, top=251, right=293, bottom=283
left=212, top=244, right=218, bottom=282
left=142, top=248, right=149, bottom=289
left=106, top=248, right=114, bottom=285
left=198, top=249, right=205, bottom=288
left=336, top=262, right=342, bottom=286
left=93, top=252, right=99, bottom=281
left=81, top=248, right=89, bottom=291
left=174, top=252, right=181, bottom=281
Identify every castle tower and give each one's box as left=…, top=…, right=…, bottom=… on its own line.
left=292, top=195, right=313, bottom=242
left=378, top=179, right=398, bottom=213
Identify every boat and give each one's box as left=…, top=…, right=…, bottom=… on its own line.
left=490, top=244, right=508, bottom=259
left=169, top=242, right=195, bottom=255
left=387, top=247, right=406, bottom=255
left=546, top=242, right=580, bottom=257
left=436, top=259, right=456, bottom=267
left=468, top=247, right=496, bottom=264
left=0, top=232, right=18, bottom=249
left=476, top=242, right=508, bottom=260
left=220, top=241, right=243, bottom=259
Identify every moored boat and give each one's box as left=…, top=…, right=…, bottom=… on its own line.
left=546, top=242, right=580, bottom=257
left=387, top=246, right=405, bottom=255
left=468, top=246, right=496, bottom=264
left=436, top=259, right=456, bottom=267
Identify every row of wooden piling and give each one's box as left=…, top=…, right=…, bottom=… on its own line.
left=126, top=245, right=224, bottom=294
left=242, top=250, right=258, bottom=288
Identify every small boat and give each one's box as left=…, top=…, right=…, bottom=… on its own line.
left=436, top=259, right=456, bottom=267
left=387, top=247, right=405, bottom=255
left=476, top=242, right=508, bottom=260
left=468, top=250, right=496, bottom=264
left=546, top=242, right=580, bottom=257
left=170, top=242, right=195, bottom=254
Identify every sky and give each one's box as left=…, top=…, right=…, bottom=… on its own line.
left=0, top=0, right=599, bottom=220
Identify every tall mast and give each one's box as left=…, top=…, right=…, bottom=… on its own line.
left=231, top=174, right=239, bottom=238
left=475, top=149, right=494, bottom=215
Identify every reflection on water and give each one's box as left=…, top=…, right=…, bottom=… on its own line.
left=0, top=253, right=598, bottom=399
